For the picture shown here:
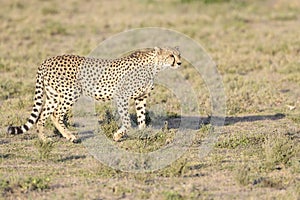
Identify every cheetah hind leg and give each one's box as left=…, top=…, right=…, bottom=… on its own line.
left=35, top=88, right=59, bottom=142
left=51, top=100, right=81, bottom=143
left=50, top=115, right=80, bottom=143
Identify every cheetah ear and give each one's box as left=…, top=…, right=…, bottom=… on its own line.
left=174, top=46, right=180, bottom=51
left=154, top=47, right=161, bottom=54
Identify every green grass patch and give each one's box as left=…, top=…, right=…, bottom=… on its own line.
left=34, top=140, right=55, bottom=160
left=18, top=176, right=50, bottom=192
left=287, top=114, right=300, bottom=124
left=0, top=80, right=22, bottom=100
left=216, top=133, right=265, bottom=149
left=270, top=12, right=298, bottom=21
left=262, top=132, right=298, bottom=170
left=235, top=165, right=253, bottom=186
left=0, top=176, right=50, bottom=196
left=41, top=6, right=59, bottom=15
left=163, top=191, right=184, bottom=200
left=44, top=21, right=68, bottom=36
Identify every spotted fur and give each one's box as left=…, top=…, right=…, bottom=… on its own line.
left=7, top=47, right=181, bottom=142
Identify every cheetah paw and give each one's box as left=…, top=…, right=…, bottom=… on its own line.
left=113, top=131, right=128, bottom=142
left=72, top=138, right=82, bottom=144
left=68, top=134, right=81, bottom=144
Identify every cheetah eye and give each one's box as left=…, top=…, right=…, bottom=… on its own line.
left=170, top=54, right=174, bottom=58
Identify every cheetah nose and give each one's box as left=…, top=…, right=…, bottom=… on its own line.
left=177, top=62, right=181, bottom=66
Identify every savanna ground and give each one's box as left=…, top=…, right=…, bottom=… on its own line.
left=0, top=0, right=299, bottom=199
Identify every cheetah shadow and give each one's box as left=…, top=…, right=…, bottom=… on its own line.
left=144, top=113, right=285, bottom=130
left=78, top=113, right=285, bottom=141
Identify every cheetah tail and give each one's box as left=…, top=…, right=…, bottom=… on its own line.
left=7, top=71, right=44, bottom=135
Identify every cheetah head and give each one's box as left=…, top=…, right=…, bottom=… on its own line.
left=154, top=46, right=181, bottom=70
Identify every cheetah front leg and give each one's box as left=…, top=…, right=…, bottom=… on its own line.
left=113, top=96, right=131, bottom=142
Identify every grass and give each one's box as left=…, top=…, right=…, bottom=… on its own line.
left=44, top=21, right=68, bottom=36
left=163, top=191, right=184, bottom=200
left=262, top=132, right=298, bottom=170
left=0, top=176, right=50, bottom=197
left=34, top=140, right=55, bottom=160
left=215, top=132, right=265, bottom=149
left=234, top=165, right=252, bottom=186
left=0, top=0, right=299, bottom=199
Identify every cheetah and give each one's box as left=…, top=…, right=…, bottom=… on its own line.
left=7, top=47, right=181, bottom=142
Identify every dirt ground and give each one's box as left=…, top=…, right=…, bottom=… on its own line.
left=0, top=0, right=299, bottom=199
